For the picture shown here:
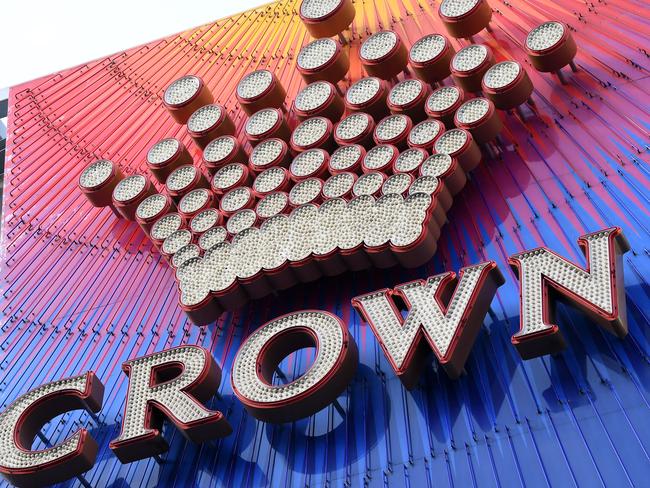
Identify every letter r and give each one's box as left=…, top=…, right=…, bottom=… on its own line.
left=110, top=345, right=231, bottom=463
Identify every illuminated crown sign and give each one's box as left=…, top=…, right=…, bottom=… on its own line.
left=78, top=0, right=579, bottom=327
left=5, top=2, right=646, bottom=488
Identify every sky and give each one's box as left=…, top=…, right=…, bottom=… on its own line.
left=1, top=0, right=269, bottom=89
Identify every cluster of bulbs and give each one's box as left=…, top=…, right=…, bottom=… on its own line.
left=77, top=0, right=579, bottom=321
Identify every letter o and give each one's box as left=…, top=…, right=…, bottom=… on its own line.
left=231, top=310, right=358, bottom=422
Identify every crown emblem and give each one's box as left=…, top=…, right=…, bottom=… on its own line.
left=77, top=0, right=578, bottom=326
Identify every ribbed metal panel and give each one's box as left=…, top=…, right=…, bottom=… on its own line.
left=1, top=0, right=648, bottom=486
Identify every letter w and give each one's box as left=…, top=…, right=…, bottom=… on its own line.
left=352, top=262, right=504, bottom=389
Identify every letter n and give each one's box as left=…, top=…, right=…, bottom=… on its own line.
left=509, top=227, right=629, bottom=359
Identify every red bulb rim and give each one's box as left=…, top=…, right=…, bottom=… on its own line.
left=360, top=31, right=403, bottom=65
left=245, top=108, right=285, bottom=141
left=146, top=138, right=184, bottom=169
left=136, top=193, right=175, bottom=225
left=113, top=175, right=152, bottom=206
left=345, top=77, right=386, bottom=111
left=297, top=40, right=343, bottom=75
left=226, top=209, right=259, bottom=236
left=362, top=144, right=399, bottom=173
left=434, top=129, right=474, bottom=158
left=289, top=149, right=330, bottom=181
left=249, top=138, right=290, bottom=172
left=392, top=147, right=429, bottom=174
left=252, top=167, right=291, bottom=197
left=299, top=0, right=347, bottom=24
left=453, top=97, right=496, bottom=129
left=203, top=135, right=241, bottom=168
left=196, top=226, right=228, bottom=251
left=381, top=172, right=414, bottom=196
left=293, top=81, right=337, bottom=118
left=408, top=35, right=452, bottom=68
left=449, top=45, right=493, bottom=77
left=166, top=165, right=202, bottom=197
left=235, top=70, right=278, bottom=104
left=425, top=86, right=465, bottom=118
left=171, top=243, right=201, bottom=268
left=407, top=120, right=445, bottom=148
left=322, top=171, right=358, bottom=199
left=352, top=171, right=388, bottom=197
left=255, top=191, right=291, bottom=218
left=219, top=187, right=256, bottom=214
left=481, top=61, right=527, bottom=94
left=190, top=208, right=224, bottom=234
left=187, top=104, right=229, bottom=137
left=150, top=212, right=184, bottom=245
left=178, top=189, right=214, bottom=219
left=290, top=117, right=334, bottom=152
left=161, top=229, right=194, bottom=258
left=328, top=144, right=366, bottom=174
left=162, top=76, right=206, bottom=109
left=438, top=0, right=485, bottom=22
left=79, top=160, right=119, bottom=192
left=524, top=22, right=571, bottom=56
left=334, top=113, right=375, bottom=145
left=289, top=177, right=325, bottom=206
left=386, top=79, right=428, bottom=111
left=211, top=163, right=250, bottom=195
left=373, top=115, right=413, bottom=146
left=419, top=153, right=457, bottom=179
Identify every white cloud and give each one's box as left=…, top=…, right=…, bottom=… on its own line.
left=2, top=0, right=268, bottom=89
